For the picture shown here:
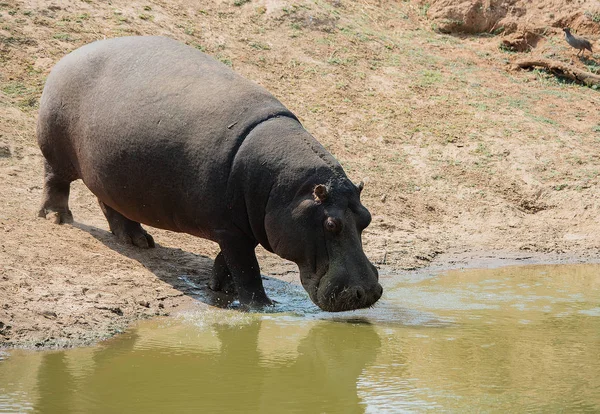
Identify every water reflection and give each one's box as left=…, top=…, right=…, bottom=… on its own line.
left=15, top=318, right=381, bottom=413
left=1, top=264, right=600, bottom=413
left=35, top=352, right=76, bottom=414
left=260, top=321, right=380, bottom=413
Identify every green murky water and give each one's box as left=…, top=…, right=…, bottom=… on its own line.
left=1, top=264, right=600, bottom=413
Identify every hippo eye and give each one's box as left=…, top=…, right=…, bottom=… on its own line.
left=324, top=218, right=340, bottom=233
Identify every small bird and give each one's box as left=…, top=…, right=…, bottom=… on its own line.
left=563, top=28, right=593, bottom=57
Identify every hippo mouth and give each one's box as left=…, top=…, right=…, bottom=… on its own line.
left=316, top=284, right=383, bottom=312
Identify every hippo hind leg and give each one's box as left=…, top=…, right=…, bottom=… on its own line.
left=98, top=200, right=155, bottom=249
left=208, top=251, right=235, bottom=294
left=38, top=160, right=75, bottom=224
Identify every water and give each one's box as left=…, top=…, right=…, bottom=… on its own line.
left=1, top=264, right=599, bottom=413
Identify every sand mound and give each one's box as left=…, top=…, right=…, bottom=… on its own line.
left=422, top=0, right=600, bottom=35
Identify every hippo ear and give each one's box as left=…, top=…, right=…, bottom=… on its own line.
left=357, top=181, right=364, bottom=193
left=313, top=184, right=328, bottom=203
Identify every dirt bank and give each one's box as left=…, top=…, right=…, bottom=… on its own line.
left=1, top=0, right=600, bottom=348
left=422, top=0, right=600, bottom=35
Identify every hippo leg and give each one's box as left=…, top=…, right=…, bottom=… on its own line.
left=98, top=200, right=155, bottom=248
left=219, top=236, right=272, bottom=308
left=38, top=160, right=74, bottom=224
left=208, top=251, right=236, bottom=294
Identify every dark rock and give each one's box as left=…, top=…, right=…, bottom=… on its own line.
left=0, top=146, right=11, bottom=158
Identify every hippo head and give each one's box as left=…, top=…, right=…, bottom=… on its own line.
left=265, top=178, right=382, bottom=312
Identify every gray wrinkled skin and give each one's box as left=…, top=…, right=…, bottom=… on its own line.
left=37, top=36, right=382, bottom=312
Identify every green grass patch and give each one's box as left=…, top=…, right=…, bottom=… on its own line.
left=328, top=56, right=351, bottom=65
left=553, top=183, right=568, bottom=191
left=584, top=11, right=600, bottom=23
left=507, top=98, right=525, bottom=108
left=418, top=69, right=442, bottom=86
left=2, top=82, right=27, bottom=96
left=217, top=56, right=232, bottom=66
left=53, top=33, right=72, bottom=41
left=468, top=101, right=488, bottom=111
left=1, top=82, right=39, bottom=110
left=583, top=60, right=599, bottom=74
left=192, top=43, right=206, bottom=52
left=529, top=114, right=558, bottom=125
left=474, top=142, right=493, bottom=158
left=249, top=41, right=270, bottom=50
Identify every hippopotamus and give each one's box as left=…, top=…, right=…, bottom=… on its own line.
left=37, top=36, right=382, bottom=312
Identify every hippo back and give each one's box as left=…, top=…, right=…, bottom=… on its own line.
left=38, top=36, right=297, bottom=236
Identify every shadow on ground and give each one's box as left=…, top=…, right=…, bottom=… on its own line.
left=70, top=222, right=341, bottom=317
left=71, top=222, right=248, bottom=309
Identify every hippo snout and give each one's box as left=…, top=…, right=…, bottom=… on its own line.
left=315, top=268, right=383, bottom=312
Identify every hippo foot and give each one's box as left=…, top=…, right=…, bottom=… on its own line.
left=38, top=208, right=74, bottom=225
left=207, top=278, right=236, bottom=295
left=98, top=200, right=155, bottom=249
left=238, top=291, right=274, bottom=310
left=112, top=228, right=155, bottom=249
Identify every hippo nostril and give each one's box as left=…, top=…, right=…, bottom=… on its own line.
left=354, top=286, right=365, bottom=301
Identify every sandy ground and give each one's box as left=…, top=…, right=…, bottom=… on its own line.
left=1, top=0, right=600, bottom=348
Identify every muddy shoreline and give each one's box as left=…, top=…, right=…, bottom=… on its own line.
left=406, top=249, right=600, bottom=273
left=2, top=246, right=599, bottom=350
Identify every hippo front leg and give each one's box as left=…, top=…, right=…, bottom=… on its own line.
left=208, top=251, right=235, bottom=294
left=217, top=235, right=273, bottom=309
